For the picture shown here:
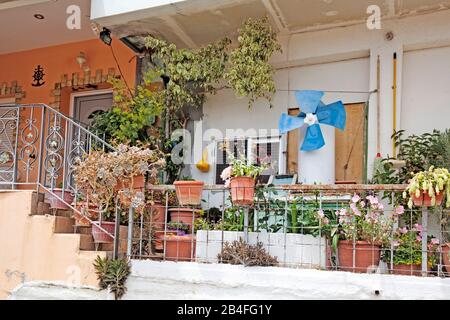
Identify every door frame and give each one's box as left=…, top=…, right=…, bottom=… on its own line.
left=69, top=88, right=113, bottom=121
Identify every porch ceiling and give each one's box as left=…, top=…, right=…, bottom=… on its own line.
left=92, top=0, right=450, bottom=49
left=0, top=0, right=96, bottom=54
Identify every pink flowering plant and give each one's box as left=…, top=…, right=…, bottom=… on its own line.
left=386, top=225, right=440, bottom=266
left=336, top=194, right=402, bottom=245
left=220, top=156, right=267, bottom=187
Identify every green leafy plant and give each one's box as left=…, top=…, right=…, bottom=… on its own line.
left=91, top=72, right=164, bottom=145
left=93, top=256, right=131, bottom=300
left=145, top=16, right=281, bottom=110
left=384, top=226, right=439, bottom=266
left=403, top=166, right=450, bottom=208
left=373, top=130, right=450, bottom=186
left=225, top=16, right=281, bottom=108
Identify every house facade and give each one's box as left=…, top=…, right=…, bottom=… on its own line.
left=91, top=0, right=450, bottom=186
left=1, top=0, right=450, bottom=300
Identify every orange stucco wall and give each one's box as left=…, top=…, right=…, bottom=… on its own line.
left=0, top=38, right=136, bottom=187
left=0, top=37, right=136, bottom=107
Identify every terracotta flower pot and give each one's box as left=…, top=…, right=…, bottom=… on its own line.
left=149, top=202, right=166, bottom=230
left=412, top=190, right=444, bottom=207
left=169, top=208, right=200, bottom=233
left=338, top=240, right=381, bottom=273
left=116, top=175, right=146, bottom=191
left=392, top=263, right=422, bottom=276
left=153, top=230, right=177, bottom=251
left=230, top=176, right=255, bottom=206
left=48, top=189, right=74, bottom=210
left=164, top=234, right=196, bottom=261
left=173, top=180, right=204, bottom=206
left=91, top=221, right=116, bottom=243
left=442, top=244, right=450, bottom=273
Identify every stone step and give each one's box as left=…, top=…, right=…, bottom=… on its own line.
left=54, top=216, right=75, bottom=234
left=53, top=209, right=73, bottom=218
left=76, top=226, right=92, bottom=235
left=33, top=201, right=50, bottom=216
left=79, top=234, right=95, bottom=251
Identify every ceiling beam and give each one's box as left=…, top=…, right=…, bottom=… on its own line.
left=0, top=0, right=52, bottom=10
left=261, top=0, right=289, bottom=34
left=163, top=15, right=197, bottom=48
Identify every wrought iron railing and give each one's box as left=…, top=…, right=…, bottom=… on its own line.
left=128, top=184, right=450, bottom=278
left=0, top=103, right=121, bottom=257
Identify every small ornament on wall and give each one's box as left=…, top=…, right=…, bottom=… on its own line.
left=32, top=65, right=45, bottom=87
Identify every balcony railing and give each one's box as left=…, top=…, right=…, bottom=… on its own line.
left=127, top=184, right=450, bottom=277
left=0, top=103, right=121, bottom=256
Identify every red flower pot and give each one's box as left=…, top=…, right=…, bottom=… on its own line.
left=173, top=180, right=204, bottom=206
left=412, top=191, right=444, bottom=207
left=230, top=177, right=255, bottom=206
left=442, top=244, right=450, bottom=273
left=392, top=263, right=422, bottom=276
left=169, top=208, right=200, bottom=233
left=164, top=235, right=196, bottom=261
left=91, top=221, right=116, bottom=243
left=48, top=189, right=74, bottom=210
left=338, top=240, right=381, bottom=273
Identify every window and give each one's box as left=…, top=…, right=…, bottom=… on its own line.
left=214, top=136, right=281, bottom=184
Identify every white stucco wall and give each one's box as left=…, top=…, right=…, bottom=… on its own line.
left=401, top=46, right=450, bottom=136
left=190, top=10, right=450, bottom=182
left=11, top=261, right=450, bottom=300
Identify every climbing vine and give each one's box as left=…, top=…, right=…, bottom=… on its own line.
left=225, top=16, right=281, bottom=108
left=145, top=16, right=281, bottom=110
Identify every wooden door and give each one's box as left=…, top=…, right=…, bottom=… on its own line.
left=335, top=103, right=365, bottom=183
left=286, top=108, right=300, bottom=174
left=285, top=103, right=366, bottom=182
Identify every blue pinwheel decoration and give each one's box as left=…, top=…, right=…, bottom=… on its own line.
left=279, top=90, right=346, bottom=151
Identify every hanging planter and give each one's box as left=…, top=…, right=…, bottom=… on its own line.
left=173, top=180, right=204, bottom=206
left=405, top=167, right=450, bottom=208
left=412, top=191, right=444, bottom=207
left=230, top=177, right=255, bottom=206
left=220, top=158, right=266, bottom=207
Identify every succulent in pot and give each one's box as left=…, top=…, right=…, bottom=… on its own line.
left=336, top=194, right=401, bottom=273
left=403, top=166, right=450, bottom=208
left=221, top=157, right=267, bottom=206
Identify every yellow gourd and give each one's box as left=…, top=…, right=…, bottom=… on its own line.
left=196, top=149, right=210, bottom=172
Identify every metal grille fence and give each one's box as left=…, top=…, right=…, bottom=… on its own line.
left=127, top=184, right=450, bottom=277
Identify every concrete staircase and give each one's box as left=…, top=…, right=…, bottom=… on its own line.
left=31, top=193, right=127, bottom=257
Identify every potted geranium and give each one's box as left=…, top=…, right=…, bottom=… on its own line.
left=221, top=157, right=266, bottom=206
left=387, top=225, right=439, bottom=276
left=173, top=176, right=204, bottom=206
left=404, top=166, right=450, bottom=208
left=337, top=194, right=395, bottom=273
